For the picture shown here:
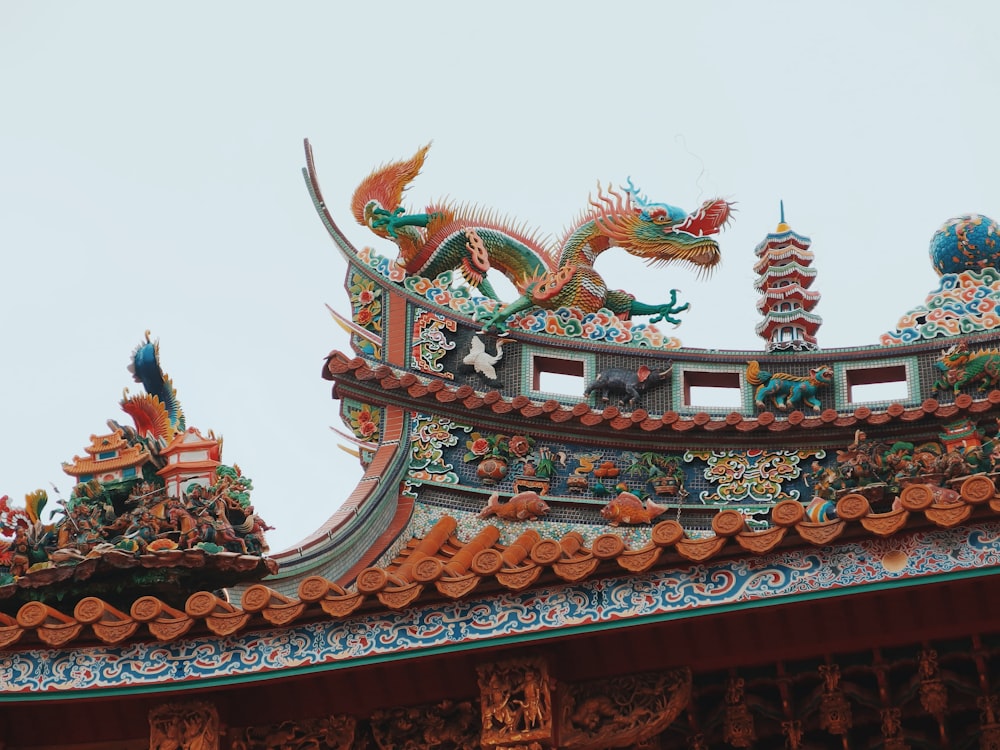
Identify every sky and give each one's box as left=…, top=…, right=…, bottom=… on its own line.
left=3, top=2, right=1000, bottom=553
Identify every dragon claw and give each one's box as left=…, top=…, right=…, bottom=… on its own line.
left=628, top=289, right=691, bottom=327
left=646, top=300, right=689, bottom=326
left=475, top=307, right=509, bottom=335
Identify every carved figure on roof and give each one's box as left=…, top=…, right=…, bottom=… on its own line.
left=836, top=430, right=888, bottom=487
left=234, top=506, right=273, bottom=555
left=569, top=696, right=618, bottom=732
left=207, top=516, right=247, bottom=554
left=149, top=701, right=219, bottom=750
left=122, top=510, right=160, bottom=552
left=519, top=669, right=546, bottom=731
left=934, top=341, right=1000, bottom=394
left=805, top=460, right=843, bottom=501
left=0, top=490, right=54, bottom=576
left=747, top=361, right=833, bottom=412
left=477, top=658, right=553, bottom=744
left=7, top=522, right=31, bottom=578
left=584, top=364, right=672, bottom=409
left=883, top=442, right=917, bottom=481
left=353, top=146, right=731, bottom=333
left=935, top=449, right=973, bottom=482
left=560, top=670, right=691, bottom=749
left=233, top=715, right=356, bottom=750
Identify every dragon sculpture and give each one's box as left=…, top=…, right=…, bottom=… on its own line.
left=934, top=341, right=1000, bottom=393
left=351, top=145, right=732, bottom=332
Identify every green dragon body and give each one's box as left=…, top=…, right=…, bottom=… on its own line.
left=935, top=341, right=1000, bottom=393
left=352, top=146, right=732, bottom=332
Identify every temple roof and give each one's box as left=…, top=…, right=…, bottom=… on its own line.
left=61, top=429, right=150, bottom=476
left=755, top=309, right=823, bottom=337
left=755, top=284, right=822, bottom=311
left=753, top=230, right=812, bottom=258
left=10, top=144, right=1000, bottom=709
left=752, top=247, right=816, bottom=276
left=160, top=426, right=221, bottom=458
left=753, top=262, right=818, bottom=290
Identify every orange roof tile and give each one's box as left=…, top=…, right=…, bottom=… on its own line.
left=4, top=476, right=1000, bottom=649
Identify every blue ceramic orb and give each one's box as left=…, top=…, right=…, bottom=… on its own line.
left=929, top=214, right=1000, bottom=276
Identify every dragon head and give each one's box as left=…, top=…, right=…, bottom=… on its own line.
left=591, top=180, right=732, bottom=273
left=936, top=341, right=970, bottom=371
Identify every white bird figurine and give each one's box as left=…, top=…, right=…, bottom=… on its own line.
left=463, top=336, right=506, bottom=381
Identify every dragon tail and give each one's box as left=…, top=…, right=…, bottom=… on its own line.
left=350, top=144, right=431, bottom=231
left=746, top=360, right=769, bottom=386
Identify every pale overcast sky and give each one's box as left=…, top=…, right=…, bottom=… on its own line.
left=3, top=2, right=999, bottom=551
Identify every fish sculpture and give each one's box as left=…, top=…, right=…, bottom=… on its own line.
left=478, top=491, right=551, bottom=521
left=600, top=492, right=668, bottom=526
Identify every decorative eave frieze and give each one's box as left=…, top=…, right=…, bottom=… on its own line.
left=324, top=350, right=991, bottom=437
left=3, top=499, right=1000, bottom=654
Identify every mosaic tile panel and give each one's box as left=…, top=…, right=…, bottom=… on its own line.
left=346, top=267, right=385, bottom=359
left=883, top=269, right=1000, bottom=345
left=409, top=423, right=847, bottom=531
left=410, top=309, right=457, bottom=379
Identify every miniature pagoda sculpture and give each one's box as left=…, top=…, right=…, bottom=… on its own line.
left=157, top=427, right=222, bottom=498
left=753, top=203, right=822, bottom=351
left=62, top=428, right=151, bottom=485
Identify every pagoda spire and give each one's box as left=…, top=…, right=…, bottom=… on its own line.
left=753, top=204, right=822, bottom=351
